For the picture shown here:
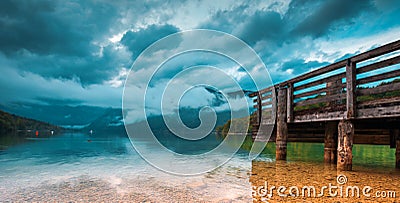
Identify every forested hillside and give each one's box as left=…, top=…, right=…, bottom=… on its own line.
left=0, top=110, right=62, bottom=134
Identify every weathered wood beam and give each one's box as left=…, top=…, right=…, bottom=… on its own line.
left=397, top=132, right=400, bottom=168
left=294, top=110, right=346, bottom=123
left=287, top=61, right=347, bottom=85
left=324, top=122, right=337, bottom=164
left=357, top=69, right=400, bottom=85
left=294, top=72, right=345, bottom=91
left=276, top=87, right=288, bottom=160
left=253, top=100, right=273, bottom=108
left=351, top=40, right=400, bottom=63
left=390, top=129, right=399, bottom=148
left=259, top=86, right=274, bottom=94
left=337, top=120, right=354, bottom=171
left=357, top=96, right=400, bottom=108
left=294, top=87, right=327, bottom=99
left=357, top=55, right=400, bottom=75
left=357, top=82, right=400, bottom=96
left=294, top=93, right=346, bottom=107
left=346, top=59, right=357, bottom=119
left=256, top=92, right=262, bottom=126
left=287, top=83, right=294, bottom=123
left=357, top=106, right=400, bottom=119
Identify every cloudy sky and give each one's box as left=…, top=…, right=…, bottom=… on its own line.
left=1, top=0, right=399, bottom=119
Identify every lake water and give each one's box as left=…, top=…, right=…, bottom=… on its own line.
left=0, top=132, right=399, bottom=202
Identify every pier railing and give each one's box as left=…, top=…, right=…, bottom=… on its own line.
left=251, top=39, right=400, bottom=124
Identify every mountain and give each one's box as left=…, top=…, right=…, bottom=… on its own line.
left=84, top=108, right=125, bottom=133
left=0, top=110, right=62, bottom=134
left=0, top=103, right=108, bottom=126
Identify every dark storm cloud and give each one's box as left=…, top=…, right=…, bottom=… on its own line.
left=290, top=0, right=373, bottom=38
left=12, top=44, right=130, bottom=85
left=0, top=0, right=120, bottom=56
left=199, top=0, right=400, bottom=83
left=236, top=11, right=285, bottom=45
left=0, top=0, right=130, bottom=85
left=120, top=24, right=180, bottom=61
left=1, top=0, right=400, bottom=113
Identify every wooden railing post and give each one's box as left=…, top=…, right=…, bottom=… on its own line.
left=256, top=92, right=262, bottom=126
left=287, top=83, right=294, bottom=123
left=276, top=87, right=288, bottom=160
left=346, top=59, right=357, bottom=119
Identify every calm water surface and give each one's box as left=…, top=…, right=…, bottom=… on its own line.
left=0, top=132, right=399, bottom=202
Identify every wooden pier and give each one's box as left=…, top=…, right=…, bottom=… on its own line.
left=250, top=39, right=400, bottom=171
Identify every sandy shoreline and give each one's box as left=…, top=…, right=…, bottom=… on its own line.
left=3, top=166, right=253, bottom=202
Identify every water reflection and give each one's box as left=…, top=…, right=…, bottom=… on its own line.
left=251, top=148, right=400, bottom=202
left=251, top=160, right=400, bottom=202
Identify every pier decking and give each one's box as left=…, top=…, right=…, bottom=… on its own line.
left=250, top=39, right=400, bottom=170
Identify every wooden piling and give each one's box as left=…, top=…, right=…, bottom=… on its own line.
left=324, top=122, right=337, bottom=164
left=396, top=130, right=400, bottom=169
left=337, top=120, right=354, bottom=171
left=397, top=140, right=400, bottom=169
left=276, top=87, right=288, bottom=160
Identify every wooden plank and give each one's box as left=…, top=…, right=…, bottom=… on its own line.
left=253, top=95, right=272, bottom=103
left=287, top=60, right=347, bottom=84
left=277, top=40, right=400, bottom=94
left=258, top=86, right=274, bottom=95
left=294, top=73, right=345, bottom=91
left=249, top=92, right=258, bottom=97
left=294, top=83, right=346, bottom=99
left=293, top=111, right=346, bottom=123
left=346, top=59, right=357, bottom=118
left=357, top=106, right=400, bottom=119
left=281, top=134, right=392, bottom=145
left=357, top=55, right=400, bottom=74
left=294, top=94, right=346, bottom=107
left=295, top=87, right=327, bottom=99
left=357, top=68, right=400, bottom=85
left=357, top=82, right=400, bottom=96
left=354, top=134, right=390, bottom=145
left=351, top=40, right=400, bottom=63
left=260, top=94, right=273, bottom=101
left=358, top=96, right=400, bottom=108
left=253, top=104, right=270, bottom=109
left=261, top=100, right=273, bottom=106
left=287, top=83, right=294, bottom=123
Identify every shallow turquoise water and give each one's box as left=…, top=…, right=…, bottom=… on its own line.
left=0, top=132, right=398, bottom=201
